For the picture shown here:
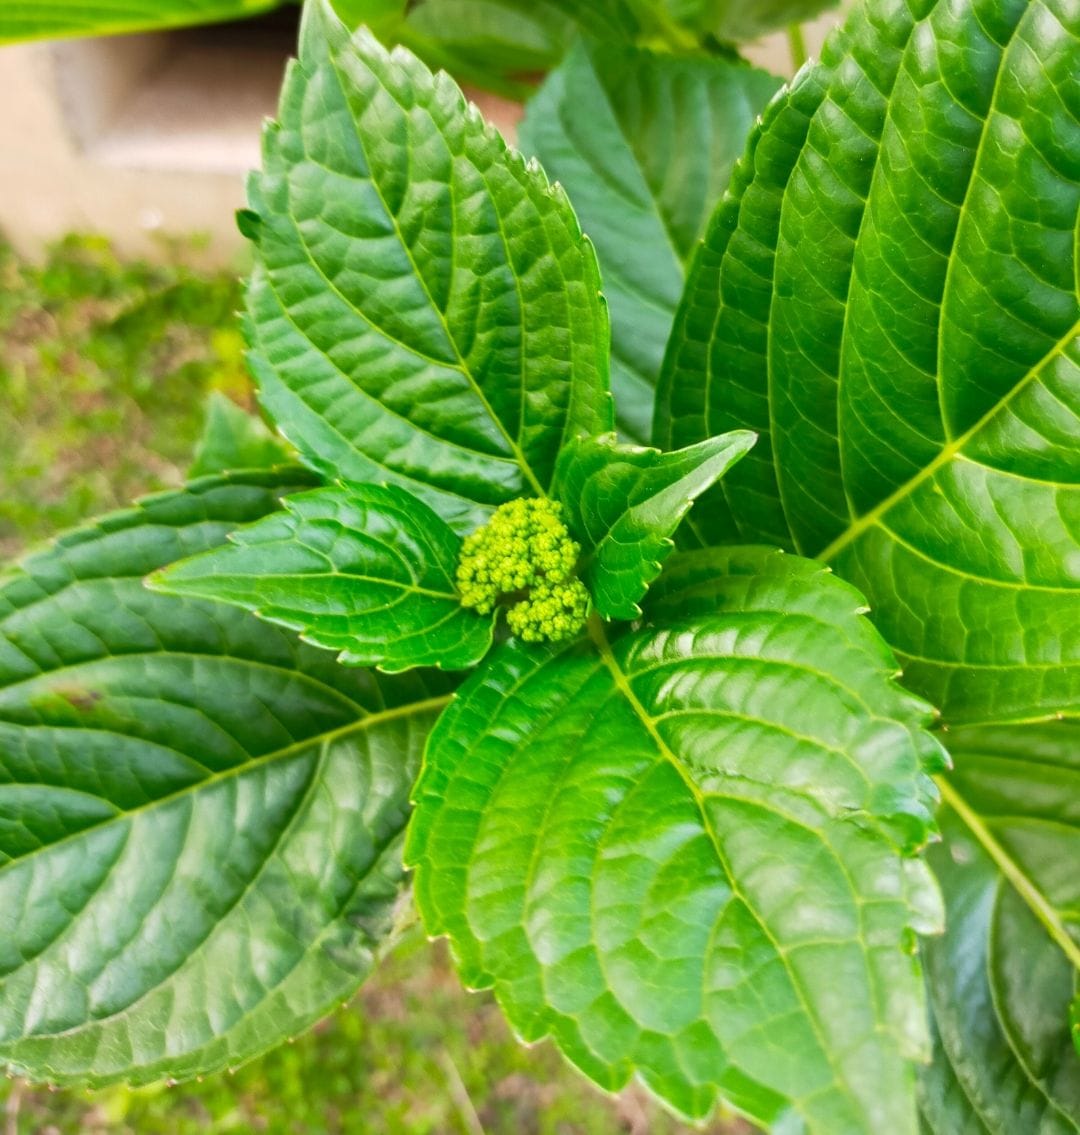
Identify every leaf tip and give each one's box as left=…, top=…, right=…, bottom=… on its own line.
left=297, top=0, right=348, bottom=67
left=235, top=208, right=261, bottom=242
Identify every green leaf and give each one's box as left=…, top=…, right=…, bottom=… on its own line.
left=656, top=0, right=1080, bottom=724
left=244, top=0, right=612, bottom=535
left=520, top=40, right=780, bottom=441
left=0, top=471, right=454, bottom=1086
left=151, top=482, right=493, bottom=671
left=331, top=0, right=580, bottom=99
left=0, top=0, right=280, bottom=42
left=919, top=723, right=1080, bottom=1132
left=331, top=0, right=407, bottom=36
left=666, top=0, right=839, bottom=44
left=408, top=546, right=945, bottom=1132
left=189, top=392, right=293, bottom=478
left=394, top=2, right=579, bottom=99
left=554, top=431, right=755, bottom=620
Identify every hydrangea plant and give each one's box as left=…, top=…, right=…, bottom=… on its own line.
left=0, top=0, right=1077, bottom=1132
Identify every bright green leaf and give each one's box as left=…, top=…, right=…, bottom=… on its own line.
left=656, top=0, right=1080, bottom=724
left=520, top=40, right=780, bottom=440
left=244, top=0, right=612, bottom=535
left=0, top=0, right=279, bottom=42
left=189, top=392, right=293, bottom=478
left=331, top=0, right=407, bottom=36
left=151, top=482, right=493, bottom=671
left=554, top=431, right=755, bottom=619
left=0, top=471, right=453, bottom=1086
left=408, top=547, right=945, bottom=1132
left=920, top=722, right=1080, bottom=1132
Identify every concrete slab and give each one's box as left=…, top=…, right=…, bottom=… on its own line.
left=0, top=8, right=844, bottom=264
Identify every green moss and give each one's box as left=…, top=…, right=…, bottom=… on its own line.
left=0, top=234, right=249, bottom=558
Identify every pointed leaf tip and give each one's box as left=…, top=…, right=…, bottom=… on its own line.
left=554, top=431, right=755, bottom=620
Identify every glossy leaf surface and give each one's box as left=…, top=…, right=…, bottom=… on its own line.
left=521, top=40, right=779, bottom=440
left=245, top=0, right=612, bottom=534
left=0, top=0, right=277, bottom=41
left=554, top=431, right=755, bottom=619
left=152, top=482, right=493, bottom=671
left=409, top=547, right=945, bottom=1132
left=920, top=723, right=1080, bottom=1133
left=189, top=392, right=293, bottom=478
left=0, top=472, right=453, bottom=1085
left=657, top=0, right=1080, bottom=724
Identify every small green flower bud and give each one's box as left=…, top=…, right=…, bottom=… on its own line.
left=456, top=498, right=589, bottom=643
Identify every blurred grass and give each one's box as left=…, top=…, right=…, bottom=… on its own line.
left=0, top=233, right=251, bottom=558
left=0, top=235, right=749, bottom=1135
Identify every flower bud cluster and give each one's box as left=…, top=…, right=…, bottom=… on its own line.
left=456, top=498, right=589, bottom=643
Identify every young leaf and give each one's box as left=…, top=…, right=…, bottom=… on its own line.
left=520, top=40, right=780, bottom=440
left=554, top=431, right=755, bottom=620
left=189, top=391, right=293, bottom=478
left=151, top=482, right=493, bottom=671
left=656, top=0, right=1080, bottom=725
left=408, top=547, right=945, bottom=1132
left=244, top=0, right=612, bottom=534
left=919, top=723, right=1080, bottom=1132
left=0, top=471, right=455, bottom=1087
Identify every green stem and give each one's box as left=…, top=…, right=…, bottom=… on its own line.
left=787, top=22, right=808, bottom=70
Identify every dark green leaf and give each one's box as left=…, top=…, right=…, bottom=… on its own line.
left=520, top=40, right=780, bottom=440
left=245, top=0, right=612, bottom=534
left=656, top=0, right=1080, bottom=724
left=554, top=431, right=755, bottom=619
left=408, top=547, right=945, bottom=1131
left=350, top=0, right=667, bottom=99
left=395, top=1, right=579, bottom=99
left=0, top=471, right=453, bottom=1086
left=151, top=482, right=493, bottom=671
left=920, top=723, right=1080, bottom=1133
left=189, top=392, right=293, bottom=478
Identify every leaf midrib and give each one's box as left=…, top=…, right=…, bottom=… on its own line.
left=585, top=613, right=867, bottom=1121
left=170, top=572, right=460, bottom=604
left=818, top=314, right=1080, bottom=565
left=571, top=51, right=688, bottom=275
left=986, top=874, right=1080, bottom=1133
left=323, top=38, right=546, bottom=498
left=935, top=773, right=1080, bottom=973
left=0, top=694, right=453, bottom=879
left=0, top=0, right=278, bottom=41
